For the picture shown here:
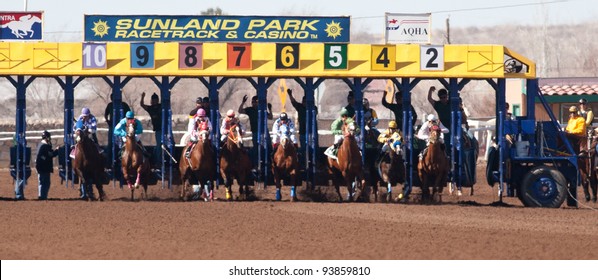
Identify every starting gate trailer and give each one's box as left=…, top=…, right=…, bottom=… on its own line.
left=2, top=41, right=578, bottom=207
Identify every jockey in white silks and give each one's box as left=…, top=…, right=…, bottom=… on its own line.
left=271, top=112, right=298, bottom=150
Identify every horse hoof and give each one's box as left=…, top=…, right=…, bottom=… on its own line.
left=585, top=195, right=591, bottom=202
left=457, top=190, right=463, bottom=197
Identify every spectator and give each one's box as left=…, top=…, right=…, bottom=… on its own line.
left=35, top=130, right=58, bottom=200
left=287, top=89, right=317, bottom=155
left=381, top=90, right=418, bottom=128
left=427, top=86, right=451, bottom=144
left=238, top=95, right=272, bottom=149
left=140, top=92, right=164, bottom=166
left=578, top=98, right=594, bottom=128
left=344, top=91, right=356, bottom=118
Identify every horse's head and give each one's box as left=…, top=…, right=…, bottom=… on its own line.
left=126, top=120, right=136, bottom=138
left=429, top=125, right=441, bottom=144
left=226, top=125, right=242, bottom=149
left=344, top=122, right=357, bottom=137
left=74, top=128, right=89, bottom=144
left=198, top=130, right=210, bottom=143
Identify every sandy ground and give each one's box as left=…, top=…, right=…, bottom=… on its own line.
left=0, top=164, right=597, bottom=260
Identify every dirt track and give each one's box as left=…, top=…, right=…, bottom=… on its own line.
left=1, top=165, right=597, bottom=260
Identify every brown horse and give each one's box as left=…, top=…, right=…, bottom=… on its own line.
left=272, top=124, right=299, bottom=201
left=72, top=129, right=106, bottom=201
left=327, top=122, right=366, bottom=202
left=376, top=141, right=405, bottom=202
left=417, top=125, right=449, bottom=203
left=121, top=121, right=150, bottom=201
left=219, top=125, right=253, bottom=201
left=180, top=130, right=216, bottom=201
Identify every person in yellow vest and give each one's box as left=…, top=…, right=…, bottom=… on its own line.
left=565, top=105, right=587, bottom=154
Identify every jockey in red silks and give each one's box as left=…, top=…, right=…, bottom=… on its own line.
left=185, top=108, right=212, bottom=158
left=219, top=109, right=245, bottom=147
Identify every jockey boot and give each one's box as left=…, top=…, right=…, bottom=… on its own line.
left=294, top=143, right=299, bottom=149
left=185, top=143, right=195, bottom=159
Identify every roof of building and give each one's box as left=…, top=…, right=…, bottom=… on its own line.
left=540, top=77, right=598, bottom=96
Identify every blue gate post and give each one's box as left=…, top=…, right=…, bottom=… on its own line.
left=150, top=76, right=179, bottom=189
left=294, top=78, right=324, bottom=190
left=496, top=78, right=507, bottom=201
left=197, top=77, right=227, bottom=187
left=56, top=76, right=85, bottom=189
left=10, top=76, right=35, bottom=198
left=103, top=76, right=132, bottom=188
left=341, top=78, right=372, bottom=164
left=393, top=78, right=420, bottom=200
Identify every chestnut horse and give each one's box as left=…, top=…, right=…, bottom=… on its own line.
left=180, top=130, right=216, bottom=201
left=327, top=122, right=366, bottom=202
left=417, top=125, right=449, bottom=203
left=219, top=125, right=252, bottom=201
left=121, top=121, right=150, bottom=201
left=376, top=141, right=405, bottom=202
left=272, top=124, right=299, bottom=201
left=72, top=129, right=106, bottom=201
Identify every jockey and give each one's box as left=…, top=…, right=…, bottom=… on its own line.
left=271, top=112, right=298, bottom=150
left=185, top=108, right=212, bottom=158
left=220, top=109, right=245, bottom=146
left=377, top=120, right=402, bottom=154
left=417, top=114, right=449, bottom=160
left=363, top=98, right=379, bottom=129
left=73, top=107, right=99, bottom=144
left=324, top=108, right=360, bottom=159
left=114, top=111, right=147, bottom=156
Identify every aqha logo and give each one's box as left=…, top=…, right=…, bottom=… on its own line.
left=386, top=18, right=400, bottom=30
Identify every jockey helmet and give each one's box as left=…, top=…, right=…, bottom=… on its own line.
left=579, top=98, right=588, bottom=104
left=81, top=107, right=91, bottom=116
left=427, top=114, right=438, bottom=121
left=126, top=111, right=135, bottom=118
left=226, top=109, right=235, bottom=117
left=569, top=105, right=578, bottom=113
left=340, top=108, right=349, bottom=117
left=363, top=98, right=369, bottom=107
left=388, top=120, right=398, bottom=129
left=197, top=108, right=206, bottom=117
left=41, top=130, right=51, bottom=139
left=280, top=112, right=288, bottom=121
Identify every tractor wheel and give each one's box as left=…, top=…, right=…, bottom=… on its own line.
left=519, top=166, right=567, bottom=208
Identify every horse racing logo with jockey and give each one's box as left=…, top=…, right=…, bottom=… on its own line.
left=0, top=12, right=43, bottom=40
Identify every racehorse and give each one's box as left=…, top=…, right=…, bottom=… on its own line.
left=272, top=124, right=299, bottom=201
left=72, top=129, right=106, bottom=201
left=0, top=15, right=42, bottom=39
left=376, top=141, right=405, bottom=202
left=327, top=122, right=366, bottom=202
left=220, top=125, right=253, bottom=201
left=417, top=125, right=449, bottom=203
left=180, top=130, right=216, bottom=201
left=121, top=121, right=151, bottom=201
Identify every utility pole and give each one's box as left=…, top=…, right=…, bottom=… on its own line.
left=24, top=0, right=28, bottom=11
left=445, top=16, right=451, bottom=44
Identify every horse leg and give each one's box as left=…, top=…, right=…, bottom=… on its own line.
left=96, top=184, right=105, bottom=201
left=135, top=170, right=141, bottom=189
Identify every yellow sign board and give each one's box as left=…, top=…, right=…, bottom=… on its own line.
left=0, top=42, right=535, bottom=78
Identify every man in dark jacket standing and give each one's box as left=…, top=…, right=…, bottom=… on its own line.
left=36, top=130, right=58, bottom=200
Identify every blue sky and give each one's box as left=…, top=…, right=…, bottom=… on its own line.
left=1, top=0, right=597, bottom=39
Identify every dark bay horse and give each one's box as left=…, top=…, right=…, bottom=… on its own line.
left=180, top=130, right=216, bottom=201
left=449, top=131, right=479, bottom=196
left=417, top=125, right=449, bottom=203
left=73, top=129, right=106, bottom=201
left=327, top=122, right=366, bottom=202
left=272, top=124, right=299, bottom=201
left=121, top=121, right=150, bottom=201
left=376, top=140, right=405, bottom=202
left=219, top=125, right=253, bottom=201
